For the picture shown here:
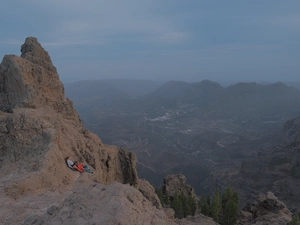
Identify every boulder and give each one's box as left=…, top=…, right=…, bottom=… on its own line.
left=162, top=174, right=198, bottom=200
left=237, top=192, right=292, bottom=225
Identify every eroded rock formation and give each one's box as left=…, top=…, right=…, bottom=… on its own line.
left=162, top=174, right=198, bottom=200
left=237, top=192, right=292, bottom=225
left=0, top=37, right=137, bottom=223
left=0, top=37, right=218, bottom=225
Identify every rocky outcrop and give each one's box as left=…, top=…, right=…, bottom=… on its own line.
left=0, top=37, right=219, bottom=225
left=0, top=178, right=219, bottom=225
left=0, top=37, right=78, bottom=122
left=0, top=37, right=139, bottom=221
left=175, top=214, right=219, bottom=225
left=137, top=178, right=162, bottom=209
left=22, top=181, right=175, bottom=225
left=162, top=174, right=198, bottom=200
left=237, top=192, right=292, bottom=225
left=0, top=37, right=138, bottom=199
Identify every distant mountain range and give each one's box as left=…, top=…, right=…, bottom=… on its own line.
left=65, top=79, right=163, bottom=99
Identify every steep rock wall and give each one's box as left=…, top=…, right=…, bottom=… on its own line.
left=0, top=37, right=138, bottom=199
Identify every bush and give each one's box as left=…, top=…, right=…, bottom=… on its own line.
left=169, top=191, right=197, bottom=219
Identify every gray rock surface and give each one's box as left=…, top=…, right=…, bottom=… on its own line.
left=22, top=181, right=173, bottom=225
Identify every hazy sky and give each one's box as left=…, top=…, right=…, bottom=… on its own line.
left=0, top=0, right=299, bottom=84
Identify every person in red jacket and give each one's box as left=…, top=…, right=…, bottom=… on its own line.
left=73, top=161, right=85, bottom=172
left=74, top=161, right=94, bottom=173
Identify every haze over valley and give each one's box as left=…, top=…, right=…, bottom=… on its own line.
left=65, top=78, right=300, bottom=210
left=5, top=37, right=297, bottom=225
left=1, top=1, right=300, bottom=224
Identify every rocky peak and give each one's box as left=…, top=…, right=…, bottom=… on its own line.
left=21, top=37, right=55, bottom=71
left=0, top=37, right=78, bottom=121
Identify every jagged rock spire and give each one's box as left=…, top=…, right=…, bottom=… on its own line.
left=0, top=37, right=77, bottom=120
left=20, top=37, right=56, bottom=72
left=21, top=37, right=51, bottom=62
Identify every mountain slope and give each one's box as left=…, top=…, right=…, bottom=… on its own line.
left=0, top=37, right=220, bottom=225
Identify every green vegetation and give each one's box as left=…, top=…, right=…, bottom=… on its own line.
left=155, top=185, right=239, bottom=223
left=199, top=186, right=240, bottom=225
left=170, top=191, right=197, bottom=218
left=155, top=187, right=169, bottom=205
left=221, top=187, right=239, bottom=225
left=287, top=214, right=300, bottom=225
left=211, top=190, right=222, bottom=223
left=199, top=195, right=211, bottom=216
left=155, top=188, right=197, bottom=219
left=171, top=192, right=184, bottom=218
left=291, top=165, right=300, bottom=178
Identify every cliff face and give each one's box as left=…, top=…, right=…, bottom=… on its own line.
left=237, top=192, right=292, bottom=225
left=0, top=37, right=138, bottom=223
left=0, top=38, right=138, bottom=199
left=0, top=37, right=220, bottom=225
left=1, top=38, right=68, bottom=114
